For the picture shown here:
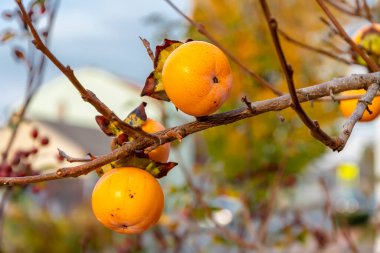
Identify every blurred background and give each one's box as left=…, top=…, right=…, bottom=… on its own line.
left=1, top=0, right=380, bottom=252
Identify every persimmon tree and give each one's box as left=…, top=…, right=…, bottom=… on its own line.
left=1, top=0, right=380, bottom=251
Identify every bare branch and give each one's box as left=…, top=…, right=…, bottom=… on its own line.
left=2, top=0, right=59, bottom=163
left=315, top=0, right=380, bottom=72
left=342, top=228, right=360, bottom=253
left=257, top=164, right=285, bottom=243
left=139, top=36, right=155, bottom=63
left=325, top=0, right=360, bottom=16
left=57, top=148, right=94, bottom=163
left=1, top=72, right=380, bottom=185
left=259, top=0, right=338, bottom=151
left=278, top=29, right=352, bottom=65
left=15, top=0, right=159, bottom=144
left=362, top=0, right=374, bottom=22
left=337, top=82, right=379, bottom=150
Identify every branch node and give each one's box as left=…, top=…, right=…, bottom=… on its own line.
left=241, top=96, right=256, bottom=114
left=329, top=88, right=336, bottom=102
left=166, top=130, right=184, bottom=142
left=56, top=169, right=63, bottom=177
left=358, top=99, right=373, bottom=114
left=287, top=64, right=294, bottom=76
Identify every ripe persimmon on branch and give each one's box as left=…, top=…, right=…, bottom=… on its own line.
left=1, top=0, right=379, bottom=186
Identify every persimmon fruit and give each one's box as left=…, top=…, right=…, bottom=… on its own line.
left=142, top=118, right=170, bottom=163
left=352, top=23, right=380, bottom=66
left=162, top=41, right=233, bottom=116
left=339, top=89, right=380, bottom=122
left=92, top=167, right=164, bottom=234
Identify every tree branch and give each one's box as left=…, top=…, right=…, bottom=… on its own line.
left=259, top=0, right=339, bottom=150
left=2, top=0, right=59, bottom=163
left=315, top=0, right=380, bottom=72
left=15, top=0, right=159, bottom=143
left=278, top=29, right=352, bottom=65
left=1, top=72, right=380, bottom=185
left=337, top=82, right=379, bottom=150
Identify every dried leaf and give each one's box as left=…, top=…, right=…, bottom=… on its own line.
left=113, top=155, right=177, bottom=178
left=141, top=39, right=185, bottom=101
left=96, top=163, right=114, bottom=177
left=2, top=11, right=14, bottom=20
left=139, top=36, right=154, bottom=62
left=95, top=115, right=121, bottom=136
left=1, top=30, right=15, bottom=43
left=13, top=48, right=25, bottom=61
left=124, top=102, right=147, bottom=127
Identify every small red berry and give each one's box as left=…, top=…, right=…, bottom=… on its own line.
left=16, top=171, right=26, bottom=177
left=11, top=156, right=20, bottom=166
left=3, top=164, right=12, bottom=173
left=31, top=185, right=42, bottom=194
left=31, top=128, right=39, bottom=139
left=40, top=137, right=49, bottom=146
left=0, top=171, right=8, bottom=177
left=30, top=147, right=38, bottom=154
left=56, top=154, right=64, bottom=162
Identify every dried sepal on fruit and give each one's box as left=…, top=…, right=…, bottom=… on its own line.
left=94, top=102, right=173, bottom=177
left=352, top=23, right=380, bottom=66
left=141, top=39, right=187, bottom=101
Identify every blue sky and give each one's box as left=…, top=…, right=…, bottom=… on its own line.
left=0, top=0, right=190, bottom=125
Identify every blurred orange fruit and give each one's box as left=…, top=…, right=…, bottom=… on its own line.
left=92, top=167, right=164, bottom=234
left=142, top=118, right=170, bottom=163
left=339, top=89, right=380, bottom=122
left=162, top=41, right=233, bottom=116
left=352, top=23, right=380, bottom=66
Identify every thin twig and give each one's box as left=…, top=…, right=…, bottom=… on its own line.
left=342, top=228, right=360, bottom=253
left=259, top=0, right=339, bottom=151
left=174, top=150, right=260, bottom=250
left=318, top=177, right=337, bottom=240
left=362, top=0, right=374, bottom=22
left=2, top=0, right=59, bottom=163
left=139, top=36, right=155, bottom=63
left=315, top=0, right=380, bottom=72
left=1, top=72, right=380, bottom=185
left=15, top=0, right=159, bottom=143
left=57, top=149, right=95, bottom=163
left=257, top=164, right=285, bottom=243
left=0, top=187, right=12, bottom=250
left=163, top=0, right=284, bottom=96
left=337, top=82, right=379, bottom=150
left=325, top=0, right=360, bottom=16
left=278, top=29, right=352, bottom=65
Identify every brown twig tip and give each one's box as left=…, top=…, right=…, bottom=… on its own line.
left=316, top=0, right=380, bottom=72
left=358, top=99, right=373, bottom=114
left=260, top=0, right=340, bottom=151
left=165, top=130, right=184, bottom=142
left=57, top=148, right=95, bottom=163
left=139, top=36, right=155, bottom=63
left=241, top=96, right=256, bottom=114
